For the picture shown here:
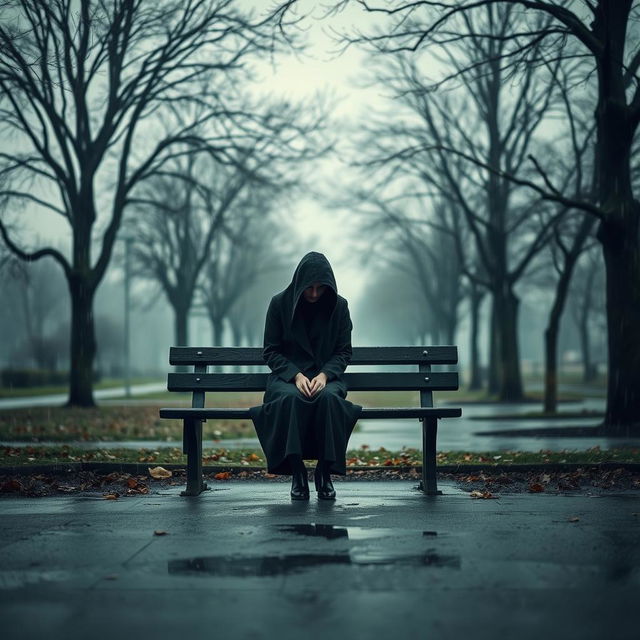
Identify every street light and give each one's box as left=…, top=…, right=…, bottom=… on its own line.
left=123, top=235, right=132, bottom=398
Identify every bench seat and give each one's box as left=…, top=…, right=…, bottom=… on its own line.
left=159, top=407, right=462, bottom=420
left=159, top=345, right=462, bottom=497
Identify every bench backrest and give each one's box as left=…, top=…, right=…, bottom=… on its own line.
left=167, top=346, right=458, bottom=409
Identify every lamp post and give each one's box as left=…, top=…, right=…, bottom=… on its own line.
left=124, top=235, right=132, bottom=398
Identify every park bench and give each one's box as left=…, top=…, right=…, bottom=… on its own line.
left=159, top=346, right=462, bottom=497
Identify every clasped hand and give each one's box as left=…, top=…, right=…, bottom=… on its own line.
left=295, top=372, right=327, bottom=398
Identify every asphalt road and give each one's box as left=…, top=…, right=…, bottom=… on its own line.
left=0, top=480, right=638, bottom=640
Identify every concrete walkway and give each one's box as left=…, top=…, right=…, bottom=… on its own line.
left=1, top=481, right=638, bottom=639
left=0, top=382, right=166, bottom=410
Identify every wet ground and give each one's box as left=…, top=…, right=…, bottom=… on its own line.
left=1, top=480, right=638, bottom=639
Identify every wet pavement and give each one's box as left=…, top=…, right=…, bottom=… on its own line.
left=0, top=481, right=638, bottom=639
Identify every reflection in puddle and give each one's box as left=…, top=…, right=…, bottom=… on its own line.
left=277, top=523, right=397, bottom=540
left=168, top=550, right=460, bottom=577
left=279, top=524, right=348, bottom=539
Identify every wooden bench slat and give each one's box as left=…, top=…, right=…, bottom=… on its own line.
left=161, top=344, right=462, bottom=497
left=169, top=346, right=458, bottom=366
left=159, top=407, right=462, bottom=420
left=167, top=371, right=459, bottom=392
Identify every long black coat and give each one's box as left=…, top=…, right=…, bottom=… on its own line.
left=249, top=252, right=362, bottom=475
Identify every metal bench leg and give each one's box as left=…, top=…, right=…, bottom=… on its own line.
left=181, top=419, right=208, bottom=496
left=421, top=418, right=442, bottom=496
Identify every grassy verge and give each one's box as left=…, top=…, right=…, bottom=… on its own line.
left=1, top=444, right=638, bottom=467
left=0, top=405, right=254, bottom=442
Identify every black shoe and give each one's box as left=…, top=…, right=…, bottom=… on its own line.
left=314, top=464, right=336, bottom=500
left=290, top=468, right=309, bottom=500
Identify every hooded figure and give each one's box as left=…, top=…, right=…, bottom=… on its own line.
left=249, top=252, right=362, bottom=499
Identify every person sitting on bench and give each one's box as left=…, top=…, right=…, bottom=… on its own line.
left=249, top=251, right=362, bottom=501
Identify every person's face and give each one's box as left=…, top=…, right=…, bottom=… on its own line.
left=303, top=282, right=326, bottom=303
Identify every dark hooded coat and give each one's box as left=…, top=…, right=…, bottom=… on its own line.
left=249, top=252, right=362, bottom=475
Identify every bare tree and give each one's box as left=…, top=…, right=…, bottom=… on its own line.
left=0, top=257, right=68, bottom=370
left=198, top=202, right=295, bottom=346
left=0, top=0, right=301, bottom=406
left=315, top=0, right=640, bottom=431
left=341, top=6, right=565, bottom=400
left=353, top=196, right=465, bottom=344
left=127, top=94, right=330, bottom=348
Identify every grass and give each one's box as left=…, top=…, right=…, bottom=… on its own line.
left=0, top=404, right=255, bottom=443
left=1, top=444, right=638, bottom=467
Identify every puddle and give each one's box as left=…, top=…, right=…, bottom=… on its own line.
left=168, top=549, right=460, bottom=577
left=277, top=523, right=396, bottom=540
left=279, top=524, right=348, bottom=539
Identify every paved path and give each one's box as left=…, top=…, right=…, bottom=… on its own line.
left=0, top=481, right=637, bottom=639
left=0, top=382, right=166, bottom=410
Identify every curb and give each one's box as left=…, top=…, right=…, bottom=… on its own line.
left=0, top=461, right=639, bottom=477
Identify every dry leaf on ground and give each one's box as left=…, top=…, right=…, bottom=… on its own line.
left=154, top=530, right=168, bottom=536
left=148, top=466, right=172, bottom=479
left=103, top=493, right=119, bottom=500
left=214, top=471, right=231, bottom=480
left=470, top=490, right=497, bottom=499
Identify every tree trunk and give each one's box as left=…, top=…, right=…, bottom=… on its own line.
left=577, top=257, right=598, bottom=384
left=174, top=306, right=189, bottom=346
left=599, top=214, right=640, bottom=433
left=232, top=323, right=243, bottom=373
left=211, top=317, right=224, bottom=346
left=67, top=278, right=96, bottom=407
left=487, top=299, right=499, bottom=395
left=543, top=324, right=559, bottom=414
left=579, top=313, right=594, bottom=384
left=591, top=1, right=640, bottom=434
left=544, top=217, right=595, bottom=413
left=495, top=288, right=524, bottom=401
left=173, top=304, right=190, bottom=374
left=468, top=285, right=483, bottom=391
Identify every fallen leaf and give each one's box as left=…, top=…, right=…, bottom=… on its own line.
left=127, top=478, right=138, bottom=488
left=528, top=483, right=545, bottom=493
left=470, top=490, right=497, bottom=499
left=103, top=493, right=119, bottom=500
left=148, top=466, right=172, bottom=479
left=57, top=485, right=77, bottom=493
left=247, top=453, right=260, bottom=461
left=214, top=471, right=231, bottom=480
left=568, top=517, right=580, bottom=522
left=264, top=473, right=276, bottom=478
left=154, top=530, right=168, bottom=536
left=1, top=479, right=23, bottom=492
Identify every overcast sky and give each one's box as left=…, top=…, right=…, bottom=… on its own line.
left=10, top=1, right=386, bottom=306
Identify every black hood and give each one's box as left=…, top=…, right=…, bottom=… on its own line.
left=286, top=251, right=338, bottom=323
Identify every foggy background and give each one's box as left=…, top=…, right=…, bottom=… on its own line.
left=0, top=0, right=613, bottom=392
